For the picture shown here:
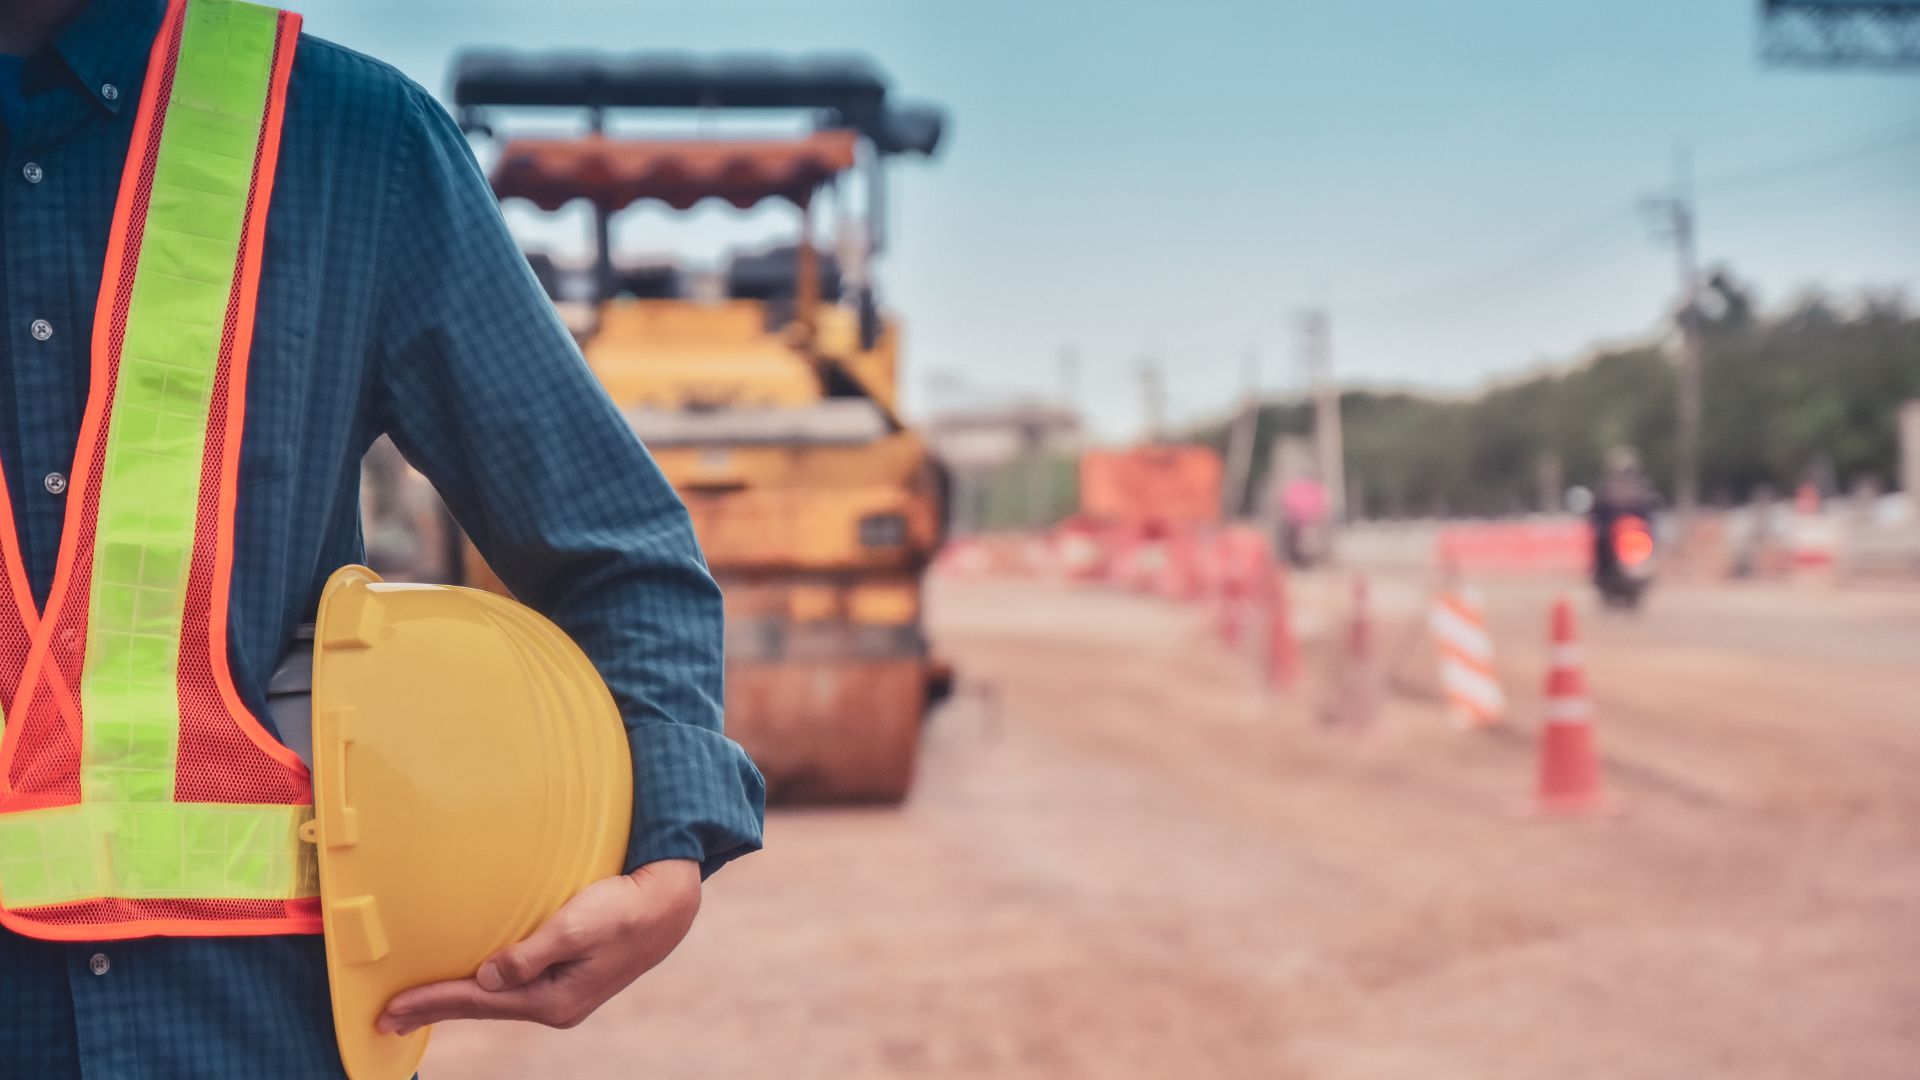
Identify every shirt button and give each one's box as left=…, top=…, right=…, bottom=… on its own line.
left=43, top=472, right=67, bottom=496
left=29, top=319, right=53, bottom=342
left=102, top=83, right=120, bottom=102
left=89, top=953, right=111, bottom=976
left=21, top=162, right=42, bottom=184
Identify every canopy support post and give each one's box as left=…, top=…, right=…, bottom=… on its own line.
left=795, top=196, right=820, bottom=345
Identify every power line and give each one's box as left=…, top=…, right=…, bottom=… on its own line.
left=1708, top=145, right=1920, bottom=209
left=1336, top=121, right=1920, bottom=318
left=1698, top=118, right=1920, bottom=197
left=1707, top=157, right=1920, bottom=233
left=1339, top=205, right=1639, bottom=313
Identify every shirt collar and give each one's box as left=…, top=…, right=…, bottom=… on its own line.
left=50, top=0, right=166, bottom=115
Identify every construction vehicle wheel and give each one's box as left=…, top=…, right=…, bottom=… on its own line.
left=726, top=657, right=927, bottom=805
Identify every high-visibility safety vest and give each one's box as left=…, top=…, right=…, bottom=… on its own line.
left=0, top=0, right=318, bottom=941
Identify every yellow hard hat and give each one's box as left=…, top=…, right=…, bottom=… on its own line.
left=300, top=566, right=632, bottom=1080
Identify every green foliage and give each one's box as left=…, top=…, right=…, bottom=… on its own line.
left=1199, top=278, right=1919, bottom=517
left=1695, top=285, right=1919, bottom=501
left=975, top=452, right=1081, bottom=530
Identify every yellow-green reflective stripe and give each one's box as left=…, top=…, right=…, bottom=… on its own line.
left=0, top=803, right=316, bottom=907
left=81, top=0, right=279, bottom=806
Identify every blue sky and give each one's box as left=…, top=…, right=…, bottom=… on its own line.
left=320, top=0, right=1920, bottom=438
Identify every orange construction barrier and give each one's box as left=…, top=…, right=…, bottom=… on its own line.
left=1430, top=587, right=1506, bottom=728
left=1079, top=446, right=1223, bottom=529
left=1535, top=597, right=1606, bottom=814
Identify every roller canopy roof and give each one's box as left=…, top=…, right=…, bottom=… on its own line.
left=451, top=52, right=945, bottom=156
left=490, top=131, right=859, bottom=212
left=453, top=53, right=886, bottom=111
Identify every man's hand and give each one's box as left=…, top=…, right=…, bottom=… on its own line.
left=376, top=859, right=702, bottom=1036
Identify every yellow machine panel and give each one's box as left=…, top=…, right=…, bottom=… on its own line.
left=588, top=301, right=822, bottom=409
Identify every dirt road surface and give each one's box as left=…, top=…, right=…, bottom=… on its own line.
left=425, top=572, right=1920, bottom=1079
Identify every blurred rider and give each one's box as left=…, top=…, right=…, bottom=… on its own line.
left=1276, top=475, right=1328, bottom=569
left=1591, top=446, right=1657, bottom=584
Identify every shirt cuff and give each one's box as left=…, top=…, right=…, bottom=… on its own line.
left=623, top=722, right=766, bottom=879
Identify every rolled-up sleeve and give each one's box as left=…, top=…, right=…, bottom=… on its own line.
left=366, top=83, right=764, bottom=879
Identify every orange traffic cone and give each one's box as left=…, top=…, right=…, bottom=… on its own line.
left=1535, top=596, right=1605, bottom=814
left=1262, top=563, right=1299, bottom=692
left=1214, top=533, right=1246, bottom=647
left=1320, top=575, right=1377, bottom=729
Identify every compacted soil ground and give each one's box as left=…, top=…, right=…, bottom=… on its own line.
left=427, top=571, right=1920, bottom=1079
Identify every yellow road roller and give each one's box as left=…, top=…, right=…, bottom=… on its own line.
left=449, top=55, right=951, bottom=802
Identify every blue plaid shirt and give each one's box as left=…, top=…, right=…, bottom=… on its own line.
left=0, top=2, right=765, bottom=1076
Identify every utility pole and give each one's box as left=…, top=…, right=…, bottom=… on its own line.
left=1222, top=348, right=1262, bottom=519
left=1025, top=344, right=1080, bottom=530
left=1140, top=359, right=1166, bottom=444
left=1022, top=412, right=1051, bottom=529
left=1057, top=344, right=1081, bottom=423
left=1642, top=145, right=1702, bottom=523
left=1301, top=308, right=1346, bottom=524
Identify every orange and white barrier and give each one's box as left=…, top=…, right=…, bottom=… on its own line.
left=1535, top=597, right=1605, bottom=814
left=933, top=534, right=1055, bottom=580
left=1788, top=514, right=1839, bottom=573
left=1429, top=587, right=1505, bottom=728
left=1163, top=531, right=1204, bottom=602
left=1211, top=526, right=1272, bottom=646
left=932, top=538, right=994, bottom=579
left=1050, top=519, right=1108, bottom=582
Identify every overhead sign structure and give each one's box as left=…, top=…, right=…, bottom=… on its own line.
left=1759, top=0, right=1920, bottom=69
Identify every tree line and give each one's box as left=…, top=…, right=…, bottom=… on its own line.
left=965, top=275, right=1918, bottom=528
left=1215, top=275, right=1919, bottom=519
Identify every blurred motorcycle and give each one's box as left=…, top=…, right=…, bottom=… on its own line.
left=1596, top=512, right=1657, bottom=609
left=1584, top=446, right=1659, bottom=611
